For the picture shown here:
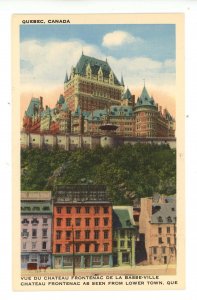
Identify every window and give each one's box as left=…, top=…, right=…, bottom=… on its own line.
left=21, top=255, right=29, bottom=263
left=120, top=241, right=125, bottom=247
left=56, top=244, right=61, bottom=253
left=42, top=229, right=47, bottom=238
left=32, top=242, right=36, bottom=250
left=56, top=231, right=62, bottom=240
left=66, top=231, right=71, bottom=240
left=127, top=241, right=131, bottom=248
left=103, top=218, right=109, bottom=226
left=94, top=230, right=99, bottom=239
left=120, top=230, right=125, bottom=238
left=94, top=244, right=99, bottom=252
left=153, top=247, right=157, bottom=254
left=57, top=207, right=62, bottom=214
left=22, top=218, right=29, bottom=225
left=43, top=206, right=50, bottom=211
left=85, top=218, right=90, bottom=226
left=104, top=230, right=109, bottom=239
left=66, top=218, right=71, bottom=226
left=22, top=242, right=26, bottom=250
left=31, top=254, right=37, bottom=262
left=167, top=216, right=172, bottom=223
left=31, top=218, right=39, bottom=225
left=167, top=227, right=171, bottom=233
left=42, top=242, right=47, bottom=250
left=158, top=216, right=163, bottom=223
left=32, top=229, right=37, bottom=238
left=40, top=254, right=48, bottom=263
left=113, top=241, right=117, bottom=247
left=56, top=218, right=62, bottom=226
left=103, top=207, right=109, bottom=214
left=33, top=207, right=40, bottom=211
left=66, top=207, right=71, bottom=214
left=76, top=207, right=81, bottom=214
left=43, top=218, right=48, bottom=225
left=85, top=207, right=90, bottom=213
left=158, top=227, right=162, bottom=234
left=65, top=245, right=70, bottom=252
left=85, top=230, right=90, bottom=239
left=75, top=218, right=81, bottom=226
left=94, top=218, right=99, bottom=226
left=22, top=229, right=29, bottom=238
left=158, top=237, right=163, bottom=244
left=85, top=244, right=90, bottom=253
left=122, top=253, right=129, bottom=263
left=75, top=231, right=80, bottom=239
left=76, top=244, right=80, bottom=253
left=104, top=243, right=108, bottom=251
left=167, top=237, right=171, bottom=244
left=170, top=247, right=174, bottom=254
left=94, top=207, right=100, bottom=214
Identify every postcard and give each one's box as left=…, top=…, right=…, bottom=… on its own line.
left=12, top=13, right=184, bottom=291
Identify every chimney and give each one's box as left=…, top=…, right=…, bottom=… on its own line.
left=40, top=96, right=43, bottom=109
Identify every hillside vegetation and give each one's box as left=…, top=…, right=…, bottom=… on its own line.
left=21, top=144, right=176, bottom=205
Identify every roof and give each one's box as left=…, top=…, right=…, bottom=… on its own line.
left=135, top=86, right=157, bottom=108
left=21, top=191, right=52, bottom=201
left=74, top=54, right=121, bottom=85
left=113, top=206, right=135, bottom=228
left=57, top=94, right=65, bottom=105
left=151, top=202, right=176, bottom=224
left=110, top=105, right=133, bottom=117
left=25, top=98, right=40, bottom=117
left=122, top=88, right=132, bottom=100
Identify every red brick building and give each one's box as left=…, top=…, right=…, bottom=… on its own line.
left=52, top=184, right=113, bottom=269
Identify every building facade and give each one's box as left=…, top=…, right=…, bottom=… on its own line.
left=52, top=185, right=113, bottom=269
left=22, top=54, right=175, bottom=139
left=112, top=206, right=136, bottom=266
left=139, top=197, right=176, bottom=265
left=21, top=191, right=52, bottom=269
left=64, top=54, right=124, bottom=112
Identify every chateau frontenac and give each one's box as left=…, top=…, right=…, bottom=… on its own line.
left=22, top=54, right=175, bottom=149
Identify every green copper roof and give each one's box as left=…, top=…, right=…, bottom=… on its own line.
left=25, top=98, right=40, bottom=117
left=57, top=94, right=65, bottom=105
left=123, top=88, right=132, bottom=100
left=135, top=86, right=156, bottom=108
left=74, top=54, right=121, bottom=85
left=113, top=208, right=135, bottom=228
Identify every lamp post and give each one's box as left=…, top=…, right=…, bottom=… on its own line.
left=72, top=225, right=75, bottom=276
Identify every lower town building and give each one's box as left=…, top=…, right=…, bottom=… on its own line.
left=52, top=184, right=113, bottom=269
left=112, top=206, right=136, bottom=266
left=139, top=197, right=176, bottom=265
left=21, top=191, right=52, bottom=269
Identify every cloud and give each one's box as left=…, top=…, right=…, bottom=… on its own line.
left=102, top=30, right=142, bottom=48
left=20, top=38, right=176, bottom=117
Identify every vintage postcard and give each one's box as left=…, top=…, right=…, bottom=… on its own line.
left=12, top=13, right=184, bottom=291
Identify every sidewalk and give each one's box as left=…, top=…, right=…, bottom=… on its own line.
left=22, top=264, right=176, bottom=277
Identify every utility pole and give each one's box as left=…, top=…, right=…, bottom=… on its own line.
left=72, top=225, right=75, bottom=276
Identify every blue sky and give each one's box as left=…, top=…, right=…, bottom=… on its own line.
left=20, top=23, right=176, bottom=118
left=20, top=24, right=175, bottom=62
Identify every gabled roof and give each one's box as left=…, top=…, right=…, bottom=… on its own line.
left=74, top=54, right=121, bottom=85
left=25, top=97, right=40, bottom=117
left=113, top=206, right=135, bottom=229
left=151, top=202, right=176, bottom=224
left=57, top=94, right=65, bottom=105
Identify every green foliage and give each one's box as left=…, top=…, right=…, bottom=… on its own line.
left=21, top=144, right=176, bottom=205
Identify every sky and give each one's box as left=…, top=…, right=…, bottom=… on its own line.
left=20, top=24, right=176, bottom=120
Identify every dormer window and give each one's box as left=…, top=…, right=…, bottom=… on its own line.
left=98, top=67, right=103, bottom=82
left=167, top=216, right=172, bottom=223
left=109, top=70, right=114, bottom=85
left=158, top=216, right=163, bottom=223
left=86, top=64, right=92, bottom=79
